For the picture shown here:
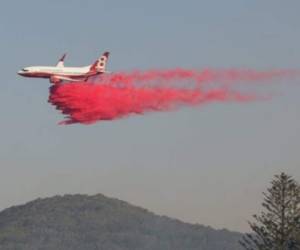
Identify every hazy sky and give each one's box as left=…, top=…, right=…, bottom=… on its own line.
left=1, top=0, right=300, bottom=232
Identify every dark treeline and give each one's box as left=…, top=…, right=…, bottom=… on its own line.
left=0, top=172, right=298, bottom=250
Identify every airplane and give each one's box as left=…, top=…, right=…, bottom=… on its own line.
left=18, top=51, right=110, bottom=84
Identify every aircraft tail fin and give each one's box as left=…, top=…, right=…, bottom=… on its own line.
left=56, top=53, right=67, bottom=67
left=89, top=51, right=109, bottom=73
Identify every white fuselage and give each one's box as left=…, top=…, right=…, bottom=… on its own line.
left=29, top=66, right=90, bottom=75
left=18, top=66, right=94, bottom=80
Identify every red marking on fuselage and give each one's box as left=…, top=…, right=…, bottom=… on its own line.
left=18, top=70, right=102, bottom=81
left=18, top=72, right=50, bottom=78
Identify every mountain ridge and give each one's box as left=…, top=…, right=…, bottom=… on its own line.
left=0, top=193, right=243, bottom=250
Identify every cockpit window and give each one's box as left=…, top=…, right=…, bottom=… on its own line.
left=22, top=68, right=29, bottom=72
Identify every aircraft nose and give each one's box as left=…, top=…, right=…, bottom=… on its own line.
left=18, top=70, right=26, bottom=76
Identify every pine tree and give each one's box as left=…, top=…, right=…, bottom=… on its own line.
left=240, top=172, right=300, bottom=250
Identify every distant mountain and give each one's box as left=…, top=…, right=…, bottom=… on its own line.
left=0, top=194, right=243, bottom=250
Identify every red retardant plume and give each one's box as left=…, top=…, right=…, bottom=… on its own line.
left=48, top=68, right=297, bottom=125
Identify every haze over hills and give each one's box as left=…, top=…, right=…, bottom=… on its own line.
left=0, top=194, right=243, bottom=250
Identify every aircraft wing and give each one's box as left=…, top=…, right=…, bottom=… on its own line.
left=50, top=75, right=85, bottom=84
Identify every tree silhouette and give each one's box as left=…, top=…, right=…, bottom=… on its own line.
left=240, top=172, right=300, bottom=250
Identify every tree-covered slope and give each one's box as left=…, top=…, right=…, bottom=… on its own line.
left=0, top=194, right=243, bottom=250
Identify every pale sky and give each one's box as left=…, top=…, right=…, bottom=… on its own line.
left=1, top=0, right=300, bottom=232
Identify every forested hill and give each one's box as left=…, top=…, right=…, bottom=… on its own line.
left=0, top=194, right=243, bottom=250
